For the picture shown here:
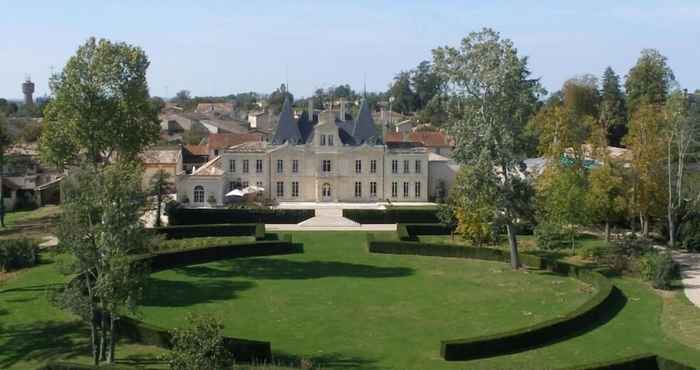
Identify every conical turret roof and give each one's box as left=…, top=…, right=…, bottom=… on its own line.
left=352, top=99, right=378, bottom=144
left=271, top=97, right=302, bottom=145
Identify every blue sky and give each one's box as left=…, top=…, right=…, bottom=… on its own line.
left=1, top=0, right=698, bottom=100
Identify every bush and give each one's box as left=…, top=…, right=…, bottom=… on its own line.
left=343, top=208, right=440, bottom=224
left=165, top=313, right=231, bottom=370
left=578, top=244, right=609, bottom=261
left=152, top=223, right=264, bottom=240
left=167, top=205, right=314, bottom=225
left=534, top=222, right=568, bottom=249
left=0, top=239, right=39, bottom=271
left=397, top=223, right=453, bottom=241
left=641, top=253, right=679, bottom=290
left=679, top=211, right=700, bottom=252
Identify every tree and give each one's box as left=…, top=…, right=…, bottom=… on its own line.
left=53, top=161, right=151, bottom=365
left=165, top=313, right=230, bottom=370
left=411, top=61, right=444, bottom=110
left=664, top=90, right=700, bottom=247
left=149, top=169, right=172, bottom=227
left=172, top=90, right=192, bottom=107
left=562, top=75, right=600, bottom=119
left=624, top=103, right=668, bottom=237
left=0, top=114, right=12, bottom=227
left=625, top=49, right=675, bottom=113
left=600, top=67, right=628, bottom=147
left=388, top=71, right=417, bottom=114
left=40, top=37, right=160, bottom=169
left=433, top=28, right=541, bottom=268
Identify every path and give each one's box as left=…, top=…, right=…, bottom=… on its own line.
left=672, top=250, right=700, bottom=307
left=266, top=207, right=396, bottom=231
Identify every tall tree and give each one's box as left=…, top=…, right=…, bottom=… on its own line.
left=624, top=103, right=668, bottom=237
left=625, top=49, right=675, bottom=113
left=411, top=60, right=444, bottom=110
left=664, top=90, right=700, bottom=247
left=600, top=67, right=628, bottom=147
left=562, top=74, right=600, bottom=119
left=149, top=169, right=172, bottom=227
left=433, top=28, right=541, bottom=268
left=388, top=71, right=417, bottom=114
left=40, top=38, right=160, bottom=169
left=54, top=161, right=151, bottom=365
left=0, top=113, right=12, bottom=227
left=172, top=90, right=192, bottom=107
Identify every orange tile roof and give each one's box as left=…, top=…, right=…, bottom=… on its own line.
left=383, top=131, right=453, bottom=147
left=206, top=133, right=264, bottom=150
left=184, top=144, right=209, bottom=156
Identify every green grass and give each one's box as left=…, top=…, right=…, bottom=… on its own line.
left=0, top=205, right=61, bottom=241
left=0, top=232, right=699, bottom=370
left=137, top=232, right=593, bottom=369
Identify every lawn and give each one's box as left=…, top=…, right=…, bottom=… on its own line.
left=0, top=205, right=61, bottom=241
left=0, top=231, right=699, bottom=369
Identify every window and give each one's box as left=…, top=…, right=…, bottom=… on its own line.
left=391, top=182, right=398, bottom=198
left=391, top=160, right=398, bottom=174
left=328, top=135, right=334, bottom=146
left=256, top=181, right=263, bottom=189
left=403, top=160, right=410, bottom=174
left=242, top=160, right=249, bottom=173
left=322, top=160, right=331, bottom=173
left=276, top=181, right=284, bottom=197
left=415, top=160, right=421, bottom=174
left=255, top=159, right=263, bottom=173
left=193, top=186, right=205, bottom=203
left=370, top=181, right=377, bottom=197
left=229, top=160, right=236, bottom=173
left=355, top=160, right=362, bottom=174
left=403, top=182, right=409, bottom=197
left=276, top=159, right=283, bottom=174
left=354, top=181, right=362, bottom=198
left=415, top=182, right=421, bottom=198
left=370, top=160, right=377, bottom=174
left=242, top=180, right=249, bottom=188
left=292, top=159, right=299, bottom=173
left=320, top=135, right=326, bottom=146
left=292, top=181, right=299, bottom=197
left=322, top=183, right=331, bottom=197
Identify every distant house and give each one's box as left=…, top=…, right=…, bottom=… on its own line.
left=247, top=110, right=276, bottom=130
left=139, top=146, right=183, bottom=191
left=2, top=144, right=63, bottom=210
left=393, top=119, right=414, bottom=133
left=182, top=145, right=209, bottom=173
left=161, top=112, right=248, bottom=135
left=384, top=131, right=455, bottom=157
left=203, top=133, right=265, bottom=157
left=195, top=102, right=235, bottom=115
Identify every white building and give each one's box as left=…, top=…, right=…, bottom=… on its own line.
left=176, top=98, right=456, bottom=206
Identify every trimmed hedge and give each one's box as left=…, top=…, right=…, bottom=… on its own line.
left=556, top=353, right=697, bottom=370
left=66, top=240, right=302, bottom=363
left=151, top=223, right=265, bottom=240
left=38, top=363, right=133, bottom=370
left=343, top=208, right=439, bottom=224
left=367, top=239, right=614, bottom=362
left=167, top=207, right=314, bottom=225
left=397, top=223, right=452, bottom=241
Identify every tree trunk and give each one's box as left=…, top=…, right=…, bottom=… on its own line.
left=668, top=216, right=675, bottom=249
left=107, top=313, right=116, bottom=363
left=85, top=281, right=100, bottom=366
left=99, top=307, right=107, bottom=362
left=155, top=192, right=162, bottom=227
left=570, top=230, right=576, bottom=256
left=505, top=221, right=520, bottom=269
left=604, top=221, right=610, bottom=243
left=642, top=216, right=649, bottom=238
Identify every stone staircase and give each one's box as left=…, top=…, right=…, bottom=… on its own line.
left=296, top=208, right=361, bottom=228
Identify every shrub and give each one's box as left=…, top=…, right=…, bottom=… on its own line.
left=152, top=223, right=264, bottom=240
left=165, top=313, right=231, bottom=370
left=167, top=206, right=314, bottom=225
left=533, top=222, right=567, bottom=249
left=578, top=244, right=609, bottom=261
left=343, top=208, right=440, bottom=224
left=641, top=253, right=679, bottom=290
left=679, top=211, right=700, bottom=252
left=0, top=239, right=39, bottom=272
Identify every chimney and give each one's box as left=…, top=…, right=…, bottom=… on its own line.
left=308, top=98, right=314, bottom=122
left=339, top=98, right=346, bottom=121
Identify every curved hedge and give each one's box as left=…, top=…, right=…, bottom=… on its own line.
left=67, top=239, right=301, bottom=363
left=367, top=238, right=614, bottom=361
left=167, top=207, right=314, bottom=225
left=555, top=353, right=696, bottom=370
left=151, top=223, right=265, bottom=240
left=397, top=223, right=452, bottom=241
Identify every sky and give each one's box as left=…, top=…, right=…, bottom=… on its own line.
left=1, top=0, right=699, bottom=100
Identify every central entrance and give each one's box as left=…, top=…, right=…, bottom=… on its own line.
left=321, top=183, right=332, bottom=201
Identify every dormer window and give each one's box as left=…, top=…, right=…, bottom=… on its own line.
left=328, top=135, right=334, bottom=146
left=320, top=135, right=326, bottom=146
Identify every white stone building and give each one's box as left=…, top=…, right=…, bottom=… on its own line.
left=176, top=98, right=456, bottom=206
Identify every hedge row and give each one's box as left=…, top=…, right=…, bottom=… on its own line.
left=343, top=208, right=439, bottom=224
left=367, top=239, right=614, bottom=361
left=66, top=240, right=301, bottom=363
left=167, top=207, right=314, bottom=225
left=151, top=223, right=265, bottom=240
left=556, top=353, right=697, bottom=370
left=397, top=223, right=452, bottom=241
left=38, top=363, right=133, bottom=370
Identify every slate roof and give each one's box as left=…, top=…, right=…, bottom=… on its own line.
left=271, top=98, right=303, bottom=144
left=351, top=99, right=379, bottom=144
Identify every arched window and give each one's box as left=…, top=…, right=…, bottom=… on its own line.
left=193, top=186, right=205, bottom=203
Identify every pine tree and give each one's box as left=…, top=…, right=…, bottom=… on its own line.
left=600, top=67, right=628, bottom=147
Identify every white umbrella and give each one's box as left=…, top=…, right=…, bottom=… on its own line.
left=242, top=185, right=264, bottom=194
left=225, top=189, right=245, bottom=197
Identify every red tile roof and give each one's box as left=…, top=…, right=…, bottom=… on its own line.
left=184, top=144, right=209, bottom=156
left=383, top=131, right=453, bottom=147
left=206, top=133, right=264, bottom=151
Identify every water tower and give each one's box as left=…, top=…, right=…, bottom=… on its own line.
left=22, top=75, right=35, bottom=108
